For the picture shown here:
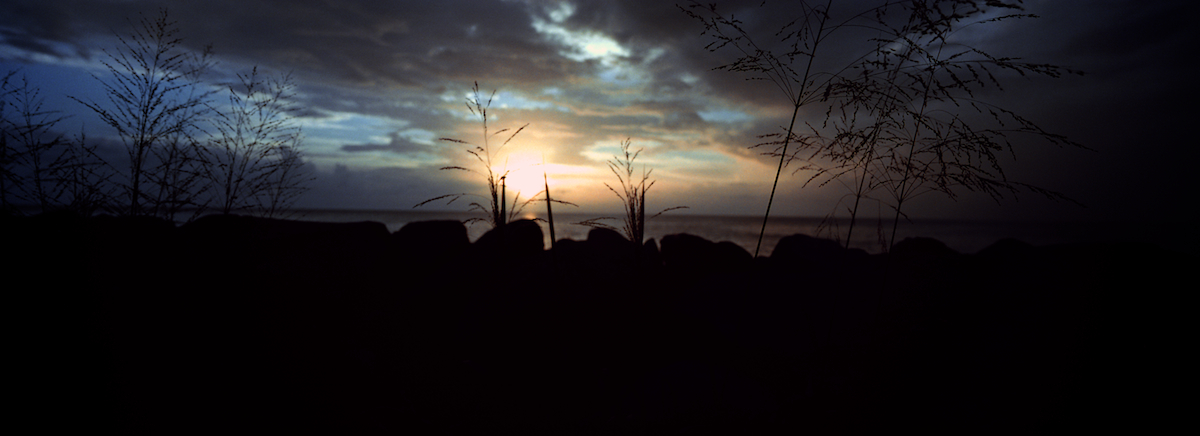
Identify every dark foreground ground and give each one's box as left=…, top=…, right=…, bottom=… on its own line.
left=5, top=212, right=1193, bottom=434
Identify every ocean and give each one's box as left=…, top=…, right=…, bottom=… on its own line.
left=290, top=209, right=1197, bottom=255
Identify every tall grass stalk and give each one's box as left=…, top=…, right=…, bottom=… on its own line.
left=71, top=9, right=213, bottom=217
left=209, top=67, right=309, bottom=218
left=544, top=169, right=556, bottom=250
left=580, top=138, right=685, bottom=245
left=682, top=0, right=837, bottom=257
left=417, top=82, right=576, bottom=229
left=835, top=0, right=1085, bottom=250
left=687, top=0, right=1084, bottom=252
left=1, top=72, right=71, bottom=213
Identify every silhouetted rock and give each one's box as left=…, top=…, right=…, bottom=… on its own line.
left=976, top=237, right=1034, bottom=258
left=770, top=233, right=847, bottom=263
left=587, top=227, right=638, bottom=261
left=181, top=214, right=388, bottom=245
left=548, top=237, right=584, bottom=261
left=393, top=219, right=469, bottom=260
left=588, top=227, right=629, bottom=248
left=887, top=237, right=960, bottom=282
left=889, top=236, right=957, bottom=259
left=472, top=219, right=544, bottom=259
left=24, top=209, right=89, bottom=231
left=642, top=238, right=662, bottom=268
left=661, top=233, right=752, bottom=273
left=660, top=233, right=709, bottom=269
left=91, top=213, right=177, bottom=240
left=587, top=226, right=628, bottom=245
left=5, top=210, right=92, bottom=285
left=89, top=214, right=178, bottom=267
left=715, top=240, right=752, bottom=264
left=6, top=212, right=1189, bottom=433
left=4, top=210, right=89, bottom=246
left=177, top=214, right=392, bottom=293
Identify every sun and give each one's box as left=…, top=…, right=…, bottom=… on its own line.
left=486, top=145, right=608, bottom=212
left=495, top=150, right=549, bottom=201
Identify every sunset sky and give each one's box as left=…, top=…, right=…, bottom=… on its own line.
left=1, top=0, right=1194, bottom=221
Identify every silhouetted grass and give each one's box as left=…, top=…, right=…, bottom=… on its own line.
left=71, top=9, right=214, bottom=218
left=1, top=70, right=114, bottom=216
left=417, top=82, right=575, bottom=232
left=415, top=82, right=527, bottom=228
left=579, top=138, right=686, bottom=246
left=210, top=66, right=311, bottom=219
left=683, top=0, right=1085, bottom=252
left=544, top=169, right=557, bottom=250
left=1, top=70, right=73, bottom=214
left=30, top=8, right=315, bottom=221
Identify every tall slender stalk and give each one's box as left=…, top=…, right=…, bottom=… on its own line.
left=689, top=1, right=1083, bottom=252
left=499, top=175, right=507, bottom=227
left=756, top=101, right=804, bottom=257
left=578, top=138, right=685, bottom=246
left=544, top=170, right=556, bottom=250
left=71, top=9, right=212, bottom=217
left=683, top=0, right=835, bottom=257
left=888, top=59, right=939, bottom=250
left=417, top=82, right=531, bottom=229
left=844, top=139, right=874, bottom=248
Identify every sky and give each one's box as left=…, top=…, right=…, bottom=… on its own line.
left=1, top=0, right=1195, bottom=222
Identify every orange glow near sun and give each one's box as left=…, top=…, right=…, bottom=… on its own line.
left=491, top=148, right=599, bottom=205
left=495, top=150, right=548, bottom=199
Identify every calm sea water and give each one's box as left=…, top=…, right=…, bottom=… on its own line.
left=287, top=209, right=1196, bottom=255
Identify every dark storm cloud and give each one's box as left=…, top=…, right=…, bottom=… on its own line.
left=0, top=1, right=127, bottom=49
left=175, top=0, right=587, bottom=90
left=340, top=132, right=435, bottom=155
left=1, top=0, right=1192, bottom=220
left=1, top=0, right=586, bottom=90
left=0, top=27, right=65, bottom=59
left=588, top=0, right=794, bottom=109
left=627, top=100, right=708, bottom=131
left=298, top=163, right=474, bottom=210
left=1038, top=0, right=1196, bottom=63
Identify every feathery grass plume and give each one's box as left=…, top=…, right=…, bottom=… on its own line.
left=416, top=82, right=575, bottom=230
left=1, top=71, right=71, bottom=214
left=0, top=71, right=112, bottom=217
left=71, top=8, right=216, bottom=218
left=684, top=0, right=1085, bottom=252
left=209, top=66, right=312, bottom=219
left=57, top=130, right=115, bottom=216
left=0, top=70, right=16, bottom=214
left=579, top=138, right=686, bottom=245
left=815, top=0, right=1085, bottom=249
left=415, top=82, right=524, bottom=227
left=681, top=0, right=838, bottom=257
left=146, top=43, right=216, bottom=222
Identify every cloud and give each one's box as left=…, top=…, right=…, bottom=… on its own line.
left=1, top=0, right=1193, bottom=222
left=340, top=132, right=434, bottom=156
left=300, top=162, right=477, bottom=210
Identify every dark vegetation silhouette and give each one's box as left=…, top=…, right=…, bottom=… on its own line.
left=70, top=10, right=215, bottom=218
left=1, top=71, right=66, bottom=213
left=209, top=67, right=311, bottom=218
left=416, top=88, right=683, bottom=251
left=1, top=71, right=114, bottom=216
left=683, top=0, right=1084, bottom=253
left=4, top=3, right=1187, bottom=434
left=578, top=138, right=687, bottom=245
left=9, top=185, right=1184, bottom=433
left=0, top=9, right=314, bottom=220
left=416, top=82, right=575, bottom=231
left=542, top=164, right=560, bottom=250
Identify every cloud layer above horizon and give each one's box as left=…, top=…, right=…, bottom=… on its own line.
left=1, top=0, right=1194, bottom=221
